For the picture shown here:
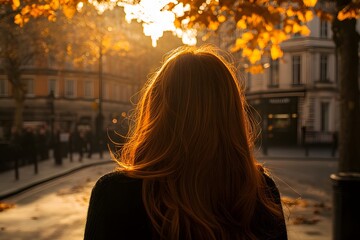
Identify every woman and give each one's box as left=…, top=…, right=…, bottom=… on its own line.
left=84, top=46, right=287, bottom=240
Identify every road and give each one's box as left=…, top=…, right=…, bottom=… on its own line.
left=0, top=159, right=337, bottom=240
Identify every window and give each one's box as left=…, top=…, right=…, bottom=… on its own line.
left=84, top=80, right=93, bottom=98
left=22, top=78, right=34, bottom=96
left=65, top=79, right=76, bottom=97
left=0, top=79, right=8, bottom=96
left=320, top=102, right=330, bottom=131
left=292, top=55, right=301, bottom=85
left=269, top=59, right=279, bottom=87
left=320, top=20, right=328, bottom=38
left=320, top=54, right=328, bottom=82
left=48, top=79, right=57, bottom=95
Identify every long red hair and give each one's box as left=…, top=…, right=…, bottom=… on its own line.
left=117, top=45, right=283, bottom=239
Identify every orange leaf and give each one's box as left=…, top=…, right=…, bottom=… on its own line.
left=270, top=44, right=283, bottom=60
left=12, top=0, right=20, bottom=10
left=63, top=5, right=76, bottom=19
left=303, top=0, right=317, bottom=7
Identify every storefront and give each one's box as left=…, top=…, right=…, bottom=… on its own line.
left=248, top=96, right=299, bottom=146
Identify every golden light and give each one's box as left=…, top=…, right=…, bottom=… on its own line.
left=112, top=118, right=118, bottom=124
left=122, top=0, right=196, bottom=47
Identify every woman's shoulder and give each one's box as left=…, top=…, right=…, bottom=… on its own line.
left=92, top=171, right=142, bottom=195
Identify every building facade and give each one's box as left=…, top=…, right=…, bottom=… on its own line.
left=203, top=13, right=359, bottom=146
left=247, top=17, right=359, bottom=146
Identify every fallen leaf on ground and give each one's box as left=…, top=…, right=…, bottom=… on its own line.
left=0, top=202, right=15, bottom=212
left=282, top=197, right=309, bottom=207
left=292, top=216, right=320, bottom=225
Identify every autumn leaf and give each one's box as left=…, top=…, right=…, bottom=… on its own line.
left=247, top=64, right=264, bottom=74
left=63, top=4, right=76, bottom=19
left=208, top=21, right=220, bottom=31
left=248, top=48, right=262, bottom=64
left=0, top=202, right=15, bottom=212
left=14, top=14, right=24, bottom=27
left=300, top=25, right=311, bottom=36
left=303, top=0, right=318, bottom=7
left=218, top=15, right=226, bottom=23
left=270, top=44, right=283, bottom=60
left=12, top=0, right=20, bottom=10
left=236, top=19, right=247, bottom=29
left=50, top=0, right=60, bottom=10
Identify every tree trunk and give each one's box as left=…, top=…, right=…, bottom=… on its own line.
left=333, top=7, right=360, bottom=173
left=338, top=23, right=360, bottom=172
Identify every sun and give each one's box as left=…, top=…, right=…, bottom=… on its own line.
left=121, top=0, right=197, bottom=47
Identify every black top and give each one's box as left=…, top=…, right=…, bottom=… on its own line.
left=84, top=171, right=287, bottom=240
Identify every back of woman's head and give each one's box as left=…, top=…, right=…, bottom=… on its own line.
left=119, top=45, right=282, bottom=239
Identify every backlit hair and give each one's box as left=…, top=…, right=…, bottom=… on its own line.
left=117, top=45, right=283, bottom=239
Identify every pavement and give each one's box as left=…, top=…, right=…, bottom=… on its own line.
left=0, top=152, right=113, bottom=200
left=0, top=146, right=338, bottom=200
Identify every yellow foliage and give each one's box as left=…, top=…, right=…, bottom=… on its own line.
left=305, top=10, right=314, bottom=21
left=270, top=44, right=283, bottom=60
left=12, top=0, right=20, bottom=10
left=300, top=25, right=311, bottom=36
left=284, top=25, right=292, bottom=33
left=303, top=0, right=317, bottom=7
left=271, top=30, right=288, bottom=44
left=48, top=13, right=57, bottom=22
left=249, top=48, right=262, bottom=64
left=63, top=5, right=76, bottom=19
left=67, top=44, right=72, bottom=55
left=50, top=0, right=60, bottom=10
left=14, top=14, right=24, bottom=27
left=292, top=23, right=302, bottom=33
left=208, top=21, right=220, bottom=31
left=338, top=9, right=360, bottom=21
left=113, top=41, right=130, bottom=52
left=247, top=65, right=264, bottom=74
left=218, top=15, right=226, bottom=23
left=236, top=19, right=247, bottom=29
left=231, top=38, right=248, bottom=52
left=265, top=24, right=273, bottom=31
left=249, top=13, right=263, bottom=25
left=242, top=32, right=254, bottom=41
left=286, top=9, right=295, bottom=17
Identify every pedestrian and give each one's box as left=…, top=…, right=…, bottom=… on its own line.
left=84, top=46, right=287, bottom=240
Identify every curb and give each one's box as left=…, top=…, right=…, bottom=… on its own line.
left=0, top=160, right=113, bottom=201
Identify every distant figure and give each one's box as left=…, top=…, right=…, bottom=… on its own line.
left=84, top=46, right=287, bottom=240
left=85, top=130, right=93, bottom=159
left=22, top=127, right=37, bottom=165
left=71, top=129, right=85, bottom=162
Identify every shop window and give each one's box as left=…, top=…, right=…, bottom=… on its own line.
left=292, top=55, right=301, bottom=85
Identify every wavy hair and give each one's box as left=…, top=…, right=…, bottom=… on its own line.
left=117, top=45, right=283, bottom=239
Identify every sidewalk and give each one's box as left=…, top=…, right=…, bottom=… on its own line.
left=0, top=147, right=337, bottom=201
left=0, top=152, right=113, bottom=200
left=254, top=146, right=338, bottom=160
